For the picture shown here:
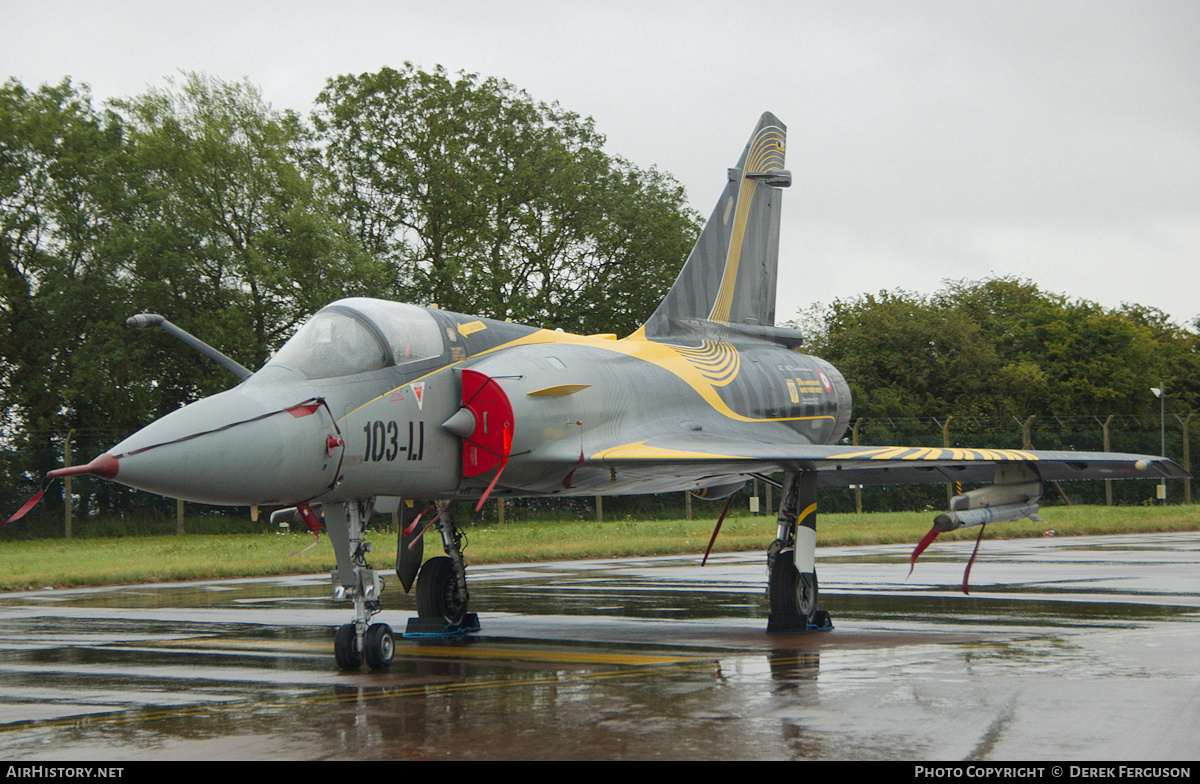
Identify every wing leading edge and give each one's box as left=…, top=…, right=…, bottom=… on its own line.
left=589, top=436, right=1186, bottom=488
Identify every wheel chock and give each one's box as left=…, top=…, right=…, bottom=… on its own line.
left=767, top=610, right=833, bottom=634
left=404, top=613, right=481, bottom=637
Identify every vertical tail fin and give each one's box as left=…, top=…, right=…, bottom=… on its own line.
left=637, top=112, right=790, bottom=340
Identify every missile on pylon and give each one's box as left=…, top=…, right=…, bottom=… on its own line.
left=933, top=501, right=1043, bottom=531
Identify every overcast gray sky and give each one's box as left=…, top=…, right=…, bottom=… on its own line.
left=5, top=0, right=1198, bottom=328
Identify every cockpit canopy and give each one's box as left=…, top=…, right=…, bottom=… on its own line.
left=264, top=298, right=445, bottom=379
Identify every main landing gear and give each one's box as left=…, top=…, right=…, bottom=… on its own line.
left=406, top=507, right=478, bottom=635
left=766, top=471, right=831, bottom=633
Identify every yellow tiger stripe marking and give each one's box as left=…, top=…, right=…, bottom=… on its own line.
left=349, top=324, right=806, bottom=425
left=827, top=447, right=894, bottom=459
left=709, top=179, right=757, bottom=322
left=672, top=340, right=740, bottom=386
left=821, top=446, right=1045, bottom=463
left=591, top=441, right=741, bottom=462
left=709, top=124, right=785, bottom=323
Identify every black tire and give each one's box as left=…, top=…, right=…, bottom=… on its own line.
left=334, top=622, right=363, bottom=670
left=415, top=556, right=467, bottom=625
left=768, top=549, right=819, bottom=624
left=364, top=623, right=394, bottom=670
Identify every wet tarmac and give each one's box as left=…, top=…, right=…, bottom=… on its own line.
left=0, top=532, right=1198, bottom=761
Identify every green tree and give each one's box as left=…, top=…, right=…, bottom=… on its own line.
left=0, top=78, right=149, bottom=520
left=804, top=276, right=1197, bottom=423
left=114, top=73, right=388, bottom=384
left=1118, top=303, right=1200, bottom=417
left=805, top=289, right=1004, bottom=419
left=312, top=64, right=700, bottom=336
left=938, top=278, right=1190, bottom=417
left=1, top=74, right=390, bottom=523
left=0, top=78, right=136, bottom=435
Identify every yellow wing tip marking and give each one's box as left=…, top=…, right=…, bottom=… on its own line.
left=827, top=446, right=1042, bottom=462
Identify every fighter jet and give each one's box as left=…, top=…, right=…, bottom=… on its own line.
left=48, top=113, right=1186, bottom=670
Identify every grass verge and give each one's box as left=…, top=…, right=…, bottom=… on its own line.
left=1, top=504, right=1197, bottom=591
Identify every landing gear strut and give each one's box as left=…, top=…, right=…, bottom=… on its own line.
left=407, top=507, right=478, bottom=634
left=767, top=471, right=831, bottom=633
left=330, top=500, right=394, bottom=670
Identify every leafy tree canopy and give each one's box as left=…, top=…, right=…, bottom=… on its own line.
left=112, top=72, right=389, bottom=380
left=799, top=276, right=1199, bottom=421
left=0, top=67, right=704, bottom=520
left=312, top=63, right=701, bottom=336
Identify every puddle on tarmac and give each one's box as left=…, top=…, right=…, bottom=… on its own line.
left=1, top=534, right=1198, bottom=759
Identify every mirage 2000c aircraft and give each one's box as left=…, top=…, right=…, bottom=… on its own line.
left=50, top=113, right=1187, bottom=670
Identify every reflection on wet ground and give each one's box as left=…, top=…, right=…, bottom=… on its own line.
left=0, top=532, right=1197, bottom=760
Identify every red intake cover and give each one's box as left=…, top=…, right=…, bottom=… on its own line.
left=460, top=369, right=514, bottom=477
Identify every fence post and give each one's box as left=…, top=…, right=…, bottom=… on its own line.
left=1102, top=415, right=1114, bottom=506
left=1178, top=413, right=1193, bottom=504
left=63, top=430, right=75, bottom=539
left=851, top=418, right=864, bottom=513
left=942, top=416, right=954, bottom=506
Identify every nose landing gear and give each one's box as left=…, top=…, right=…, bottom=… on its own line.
left=330, top=501, right=395, bottom=671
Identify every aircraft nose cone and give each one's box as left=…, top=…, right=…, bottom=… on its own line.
left=108, top=388, right=341, bottom=506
